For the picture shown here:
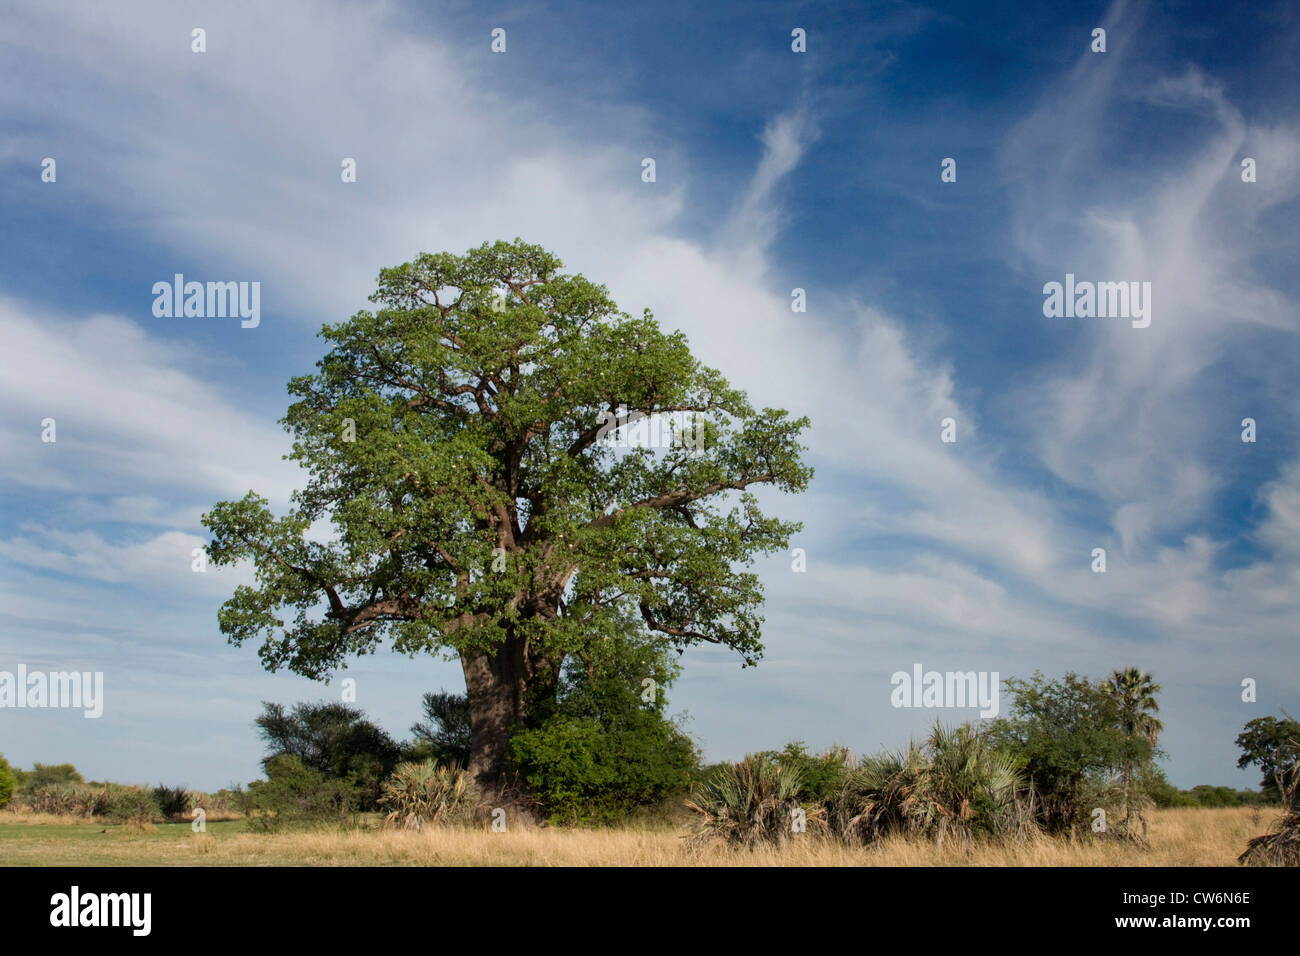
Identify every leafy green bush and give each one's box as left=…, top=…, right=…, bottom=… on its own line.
left=246, top=755, right=357, bottom=831
left=509, top=629, right=699, bottom=824
left=380, top=761, right=479, bottom=829
left=1145, top=769, right=1197, bottom=808
left=104, top=786, right=161, bottom=824
left=987, top=673, right=1131, bottom=834
left=15, top=762, right=83, bottom=791
left=255, top=701, right=403, bottom=811
left=750, top=743, right=851, bottom=808
left=0, top=754, right=16, bottom=810
left=686, top=755, right=822, bottom=850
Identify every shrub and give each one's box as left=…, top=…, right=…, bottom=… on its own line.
left=255, top=701, right=403, bottom=811
left=104, top=786, right=161, bottom=824
left=509, top=639, right=698, bottom=824
left=987, top=673, right=1130, bottom=834
left=15, top=762, right=83, bottom=791
left=245, top=755, right=357, bottom=831
left=511, top=706, right=697, bottom=824
left=686, top=755, right=823, bottom=850
left=0, top=754, right=15, bottom=810
left=151, top=784, right=194, bottom=818
left=379, top=761, right=479, bottom=829
left=835, top=723, right=1033, bottom=848
left=750, top=743, right=851, bottom=808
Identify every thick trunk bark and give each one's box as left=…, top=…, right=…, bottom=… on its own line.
left=461, top=629, right=557, bottom=792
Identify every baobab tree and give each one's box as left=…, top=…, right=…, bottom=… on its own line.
left=203, top=239, right=812, bottom=788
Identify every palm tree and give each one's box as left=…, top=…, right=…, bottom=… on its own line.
left=1103, top=668, right=1163, bottom=837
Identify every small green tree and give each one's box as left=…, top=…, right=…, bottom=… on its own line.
left=16, top=763, right=83, bottom=790
left=987, top=672, right=1129, bottom=834
left=408, top=691, right=473, bottom=768
left=0, top=754, right=16, bottom=810
left=255, top=701, right=402, bottom=810
left=1236, top=714, right=1300, bottom=803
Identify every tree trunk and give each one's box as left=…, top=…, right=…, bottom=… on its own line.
left=460, top=628, right=559, bottom=793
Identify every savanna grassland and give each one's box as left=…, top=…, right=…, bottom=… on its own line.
left=0, top=806, right=1272, bottom=867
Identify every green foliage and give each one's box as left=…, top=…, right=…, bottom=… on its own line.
left=987, top=672, right=1133, bottom=834
left=16, top=762, right=83, bottom=791
left=835, top=722, right=1031, bottom=847
left=1185, top=784, right=1270, bottom=808
left=1145, top=766, right=1198, bottom=808
left=1236, top=714, right=1300, bottom=801
left=103, top=786, right=162, bottom=824
left=408, top=691, right=472, bottom=768
left=380, top=761, right=479, bottom=829
left=0, top=754, right=15, bottom=809
left=686, top=755, right=822, bottom=850
left=246, top=755, right=357, bottom=832
left=749, top=742, right=851, bottom=808
left=508, top=629, right=698, bottom=823
left=255, top=701, right=402, bottom=810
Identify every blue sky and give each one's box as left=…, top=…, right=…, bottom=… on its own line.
left=1, top=0, right=1298, bottom=790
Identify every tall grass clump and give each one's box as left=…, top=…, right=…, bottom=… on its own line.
left=835, top=722, right=1034, bottom=848
left=379, top=761, right=479, bottom=830
left=685, top=755, right=825, bottom=851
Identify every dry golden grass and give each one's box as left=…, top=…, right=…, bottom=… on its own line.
left=0, top=806, right=1279, bottom=866
left=0, top=807, right=243, bottom=826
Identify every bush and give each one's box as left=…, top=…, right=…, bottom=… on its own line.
left=379, top=761, right=479, bottom=829
left=835, top=723, right=1032, bottom=848
left=686, top=755, right=823, bottom=850
left=750, top=743, right=851, bottom=808
left=987, top=673, right=1130, bottom=834
left=246, top=755, right=357, bottom=831
left=0, top=754, right=15, bottom=810
left=511, top=704, right=697, bottom=824
left=256, top=701, right=403, bottom=811
left=151, top=784, right=194, bottom=818
left=509, top=629, right=701, bottom=824
left=104, top=786, right=161, bottom=824
left=15, top=762, right=83, bottom=791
